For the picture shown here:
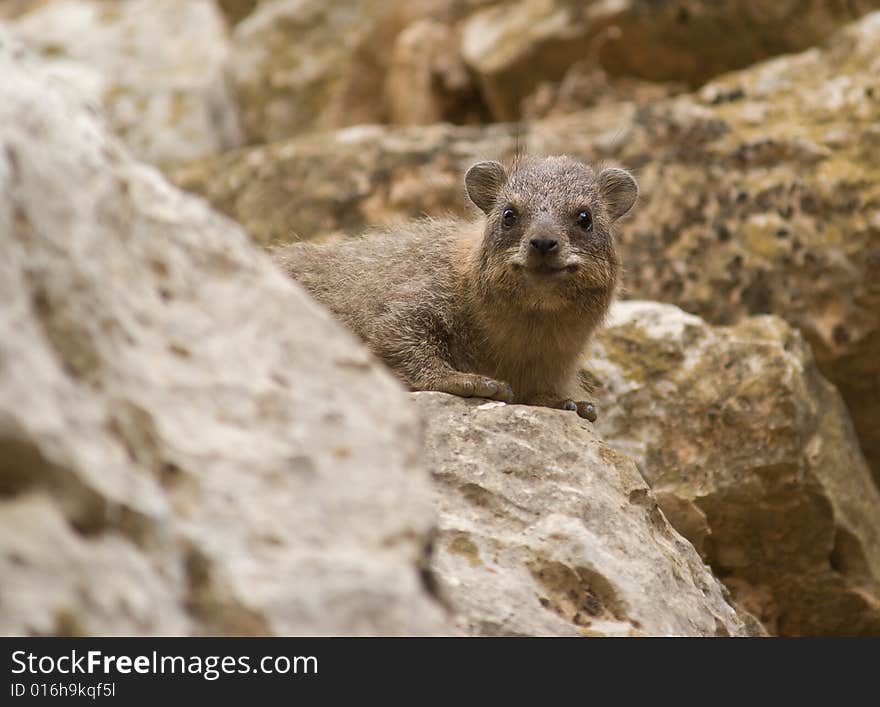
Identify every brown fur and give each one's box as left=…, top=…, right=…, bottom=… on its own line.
left=272, top=155, right=638, bottom=418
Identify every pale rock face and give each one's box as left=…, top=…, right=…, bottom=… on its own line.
left=0, top=35, right=449, bottom=637
left=7, top=0, right=242, bottom=165
left=589, top=302, right=880, bottom=636
left=416, top=393, right=759, bottom=637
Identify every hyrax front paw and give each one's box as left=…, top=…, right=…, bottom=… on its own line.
left=438, top=373, right=514, bottom=402
left=562, top=399, right=598, bottom=422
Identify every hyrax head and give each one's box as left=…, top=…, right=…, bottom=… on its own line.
left=465, top=156, right=637, bottom=309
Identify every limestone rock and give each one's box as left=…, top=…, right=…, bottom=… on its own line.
left=521, top=61, right=686, bottom=121
left=416, top=393, right=758, bottom=637
left=7, top=0, right=242, bottom=165
left=461, top=0, right=880, bottom=120
left=602, top=13, right=880, bottom=485
left=231, top=0, right=394, bottom=142
left=588, top=302, right=880, bottom=635
left=597, top=0, right=880, bottom=85
left=229, top=0, right=503, bottom=141
left=170, top=122, right=521, bottom=247
left=460, top=0, right=597, bottom=121
left=0, top=35, right=449, bottom=636
left=386, top=19, right=487, bottom=126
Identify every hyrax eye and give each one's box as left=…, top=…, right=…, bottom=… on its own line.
left=501, top=207, right=518, bottom=229
left=577, top=209, right=593, bottom=231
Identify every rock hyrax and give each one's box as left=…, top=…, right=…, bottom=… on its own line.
left=273, top=155, right=637, bottom=420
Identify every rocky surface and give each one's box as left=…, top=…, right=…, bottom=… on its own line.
left=0, top=38, right=758, bottom=635
left=226, top=0, right=880, bottom=141
left=6, top=0, right=242, bottom=165
left=602, top=13, right=880, bottom=487
left=387, top=18, right=489, bottom=126
left=0, top=35, right=448, bottom=636
left=417, top=393, right=758, bottom=637
left=231, top=0, right=393, bottom=142
left=171, top=122, right=520, bottom=247
left=172, top=12, right=880, bottom=486
left=588, top=302, right=880, bottom=636
left=5, top=1, right=880, bottom=638
left=461, top=0, right=880, bottom=120
left=228, top=0, right=508, bottom=140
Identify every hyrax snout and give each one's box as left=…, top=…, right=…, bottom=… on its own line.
left=273, top=155, right=638, bottom=420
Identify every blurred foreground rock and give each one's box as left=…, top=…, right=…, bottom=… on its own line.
left=418, top=394, right=758, bottom=637
left=0, top=35, right=447, bottom=636
left=589, top=302, right=880, bottom=635
left=6, top=0, right=242, bottom=165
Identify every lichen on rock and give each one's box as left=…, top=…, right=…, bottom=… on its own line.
left=588, top=301, right=880, bottom=635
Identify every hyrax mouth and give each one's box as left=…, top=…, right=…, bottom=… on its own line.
left=521, top=262, right=579, bottom=276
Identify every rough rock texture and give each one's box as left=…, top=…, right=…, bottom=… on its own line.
left=7, top=0, right=242, bottom=165
left=225, top=0, right=880, bottom=138
left=588, top=302, right=880, bottom=636
left=7, top=0, right=880, bottom=641
left=231, top=0, right=395, bottom=142
left=461, top=0, right=880, bottom=120
left=605, top=14, right=880, bottom=486
left=521, top=61, right=685, bottom=121
left=171, top=122, right=521, bottom=247
left=0, top=36, right=449, bottom=636
left=173, top=12, right=880, bottom=485
left=416, top=393, right=759, bottom=637
left=386, top=19, right=488, bottom=126
left=229, top=0, right=501, bottom=141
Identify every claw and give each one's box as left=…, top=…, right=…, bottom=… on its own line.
left=577, top=402, right=597, bottom=422
left=438, top=373, right=514, bottom=402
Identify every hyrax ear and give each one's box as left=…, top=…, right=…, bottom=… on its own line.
left=465, top=161, right=507, bottom=214
left=598, top=167, right=638, bottom=221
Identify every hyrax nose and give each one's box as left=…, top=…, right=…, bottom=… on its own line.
left=529, top=237, right=558, bottom=254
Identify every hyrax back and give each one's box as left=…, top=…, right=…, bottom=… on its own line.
left=273, top=156, right=637, bottom=419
